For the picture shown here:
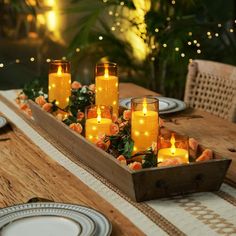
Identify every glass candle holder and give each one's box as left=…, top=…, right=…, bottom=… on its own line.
left=131, top=97, right=159, bottom=153
left=85, top=105, right=112, bottom=143
left=95, top=62, right=119, bottom=116
left=157, top=132, right=189, bottom=164
left=48, top=60, right=71, bottom=109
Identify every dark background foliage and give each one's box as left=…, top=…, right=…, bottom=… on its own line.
left=0, top=0, right=235, bottom=99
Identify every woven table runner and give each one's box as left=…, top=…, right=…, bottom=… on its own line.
left=1, top=90, right=236, bottom=236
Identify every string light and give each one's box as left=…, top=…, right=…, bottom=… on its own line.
left=208, top=35, right=212, bottom=39
left=108, top=11, right=113, bottom=15
left=171, top=0, right=176, bottom=4
left=207, top=32, right=211, bottom=36
left=197, top=49, right=201, bottom=54
left=76, top=48, right=80, bottom=52
left=120, top=1, right=124, bottom=6
left=229, top=28, right=234, bottom=33
left=163, top=43, right=167, bottom=48
left=188, top=32, right=192, bottom=36
left=0, top=63, right=4, bottom=68
left=46, top=58, right=51, bottom=63
left=116, top=22, right=120, bottom=26
left=193, top=40, right=197, bottom=44
left=175, top=47, right=179, bottom=51
left=115, top=13, right=119, bottom=17
left=166, top=17, right=171, bottom=21
left=62, top=56, right=67, bottom=60
left=155, top=28, right=159, bottom=32
left=99, top=36, right=103, bottom=40
left=151, top=45, right=156, bottom=49
left=181, top=53, right=185, bottom=57
left=218, top=23, right=222, bottom=28
left=196, top=43, right=200, bottom=47
left=151, top=57, right=155, bottom=61
left=111, top=26, right=116, bottom=31
left=215, top=33, right=219, bottom=37
left=187, top=41, right=192, bottom=45
left=103, top=0, right=107, bottom=2
left=30, top=57, right=35, bottom=62
left=15, top=59, right=20, bottom=63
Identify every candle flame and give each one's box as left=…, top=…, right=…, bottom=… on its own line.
left=170, top=133, right=176, bottom=155
left=57, top=65, right=62, bottom=76
left=97, top=106, right=101, bottom=123
left=142, top=97, right=147, bottom=115
left=104, top=64, right=109, bottom=78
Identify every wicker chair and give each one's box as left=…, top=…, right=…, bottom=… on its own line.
left=184, top=60, right=236, bottom=122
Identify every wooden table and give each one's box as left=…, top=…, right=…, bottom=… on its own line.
left=0, top=83, right=236, bottom=236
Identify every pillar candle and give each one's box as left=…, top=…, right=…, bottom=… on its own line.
left=131, top=97, right=159, bottom=153
left=95, top=63, right=118, bottom=116
left=48, top=60, right=71, bottom=109
left=86, top=106, right=112, bottom=143
left=158, top=133, right=189, bottom=163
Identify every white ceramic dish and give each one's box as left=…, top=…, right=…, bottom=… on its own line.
left=119, top=96, right=186, bottom=114
left=0, top=202, right=112, bottom=236
left=0, top=116, right=7, bottom=128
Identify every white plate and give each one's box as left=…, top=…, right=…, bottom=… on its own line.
left=0, top=116, right=7, bottom=128
left=119, top=96, right=186, bottom=114
left=0, top=202, right=112, bottom=236
left=0, top=207, right=95, bottom=236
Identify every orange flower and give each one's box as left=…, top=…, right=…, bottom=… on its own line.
left=95, top=139, right=109, bottom=151
left=20, top=103, right=29, bottom=110
left=88, top=83, right=95, bottom=92
left=123, top=110, right=131, bottom=121
left=71, top=81, right=82, bottom=90
left=35, top=96, right=46, bottom=107
left=196, top=149, right=213, bottom=162
left=77, top=111, right=85, bottom=121
left=69, top=123, right=83, bottom=134
left=117, top=155, right=127, bottom=165
left=42, top=102, right=53, bottom=112
left=128, top=161, right=142, bottom=170
left=110, top=123, right=119, bottom=135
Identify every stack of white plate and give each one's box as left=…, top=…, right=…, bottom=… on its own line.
left=119, top=96, right=186, bottom=114
left=0, top=202, right=112, bottom=236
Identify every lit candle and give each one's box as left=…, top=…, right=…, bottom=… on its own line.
left=131, top=97, right=159, bottom=153
left=95, top=62, right=119, bottom=116
left=48, top=60, right=71, bottom=109
left=85, top=105, right=112, bottom=143
left=158, top=133, right=189, bottom=163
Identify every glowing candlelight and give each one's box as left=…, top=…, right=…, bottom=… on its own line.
left=48, top=60, right=71, bottom=109
left=86, top=105, right=112, bottom=143
left=158, top=133, right=189, bottom=163
left=131, top=97, right=159, bottom=153
left=95, top=63, right=119, bottom=116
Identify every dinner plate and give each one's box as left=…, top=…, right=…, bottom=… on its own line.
left=0, top=116, right=7, bottom=128
left=0, top=202, right=112, bottom=236
left=120, top=97, right=177, bottom=112
left=0, top=207, right=95, bottom=236
left=119, top=96, right=186, bottom=114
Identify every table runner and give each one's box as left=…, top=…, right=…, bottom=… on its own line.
left=1, top=90, right=236, bottom=236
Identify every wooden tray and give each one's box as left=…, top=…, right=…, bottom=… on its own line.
left=29, top=101, right=231, bottom=202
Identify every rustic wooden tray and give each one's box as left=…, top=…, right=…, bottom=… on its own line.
left=29, top=100, right=231, bottom=202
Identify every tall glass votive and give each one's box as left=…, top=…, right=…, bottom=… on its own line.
left=158, top=132, right=189, bottom=164
left=131, top=97, right=159, bottom=153
left=85, top=105, right=112, bottom=143
left=48, top=60, right=71, bottom=109
left=95, top=62, right=119, bottom=116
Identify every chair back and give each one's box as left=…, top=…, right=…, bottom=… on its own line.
left=184, top=60, right=236, bottom=122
